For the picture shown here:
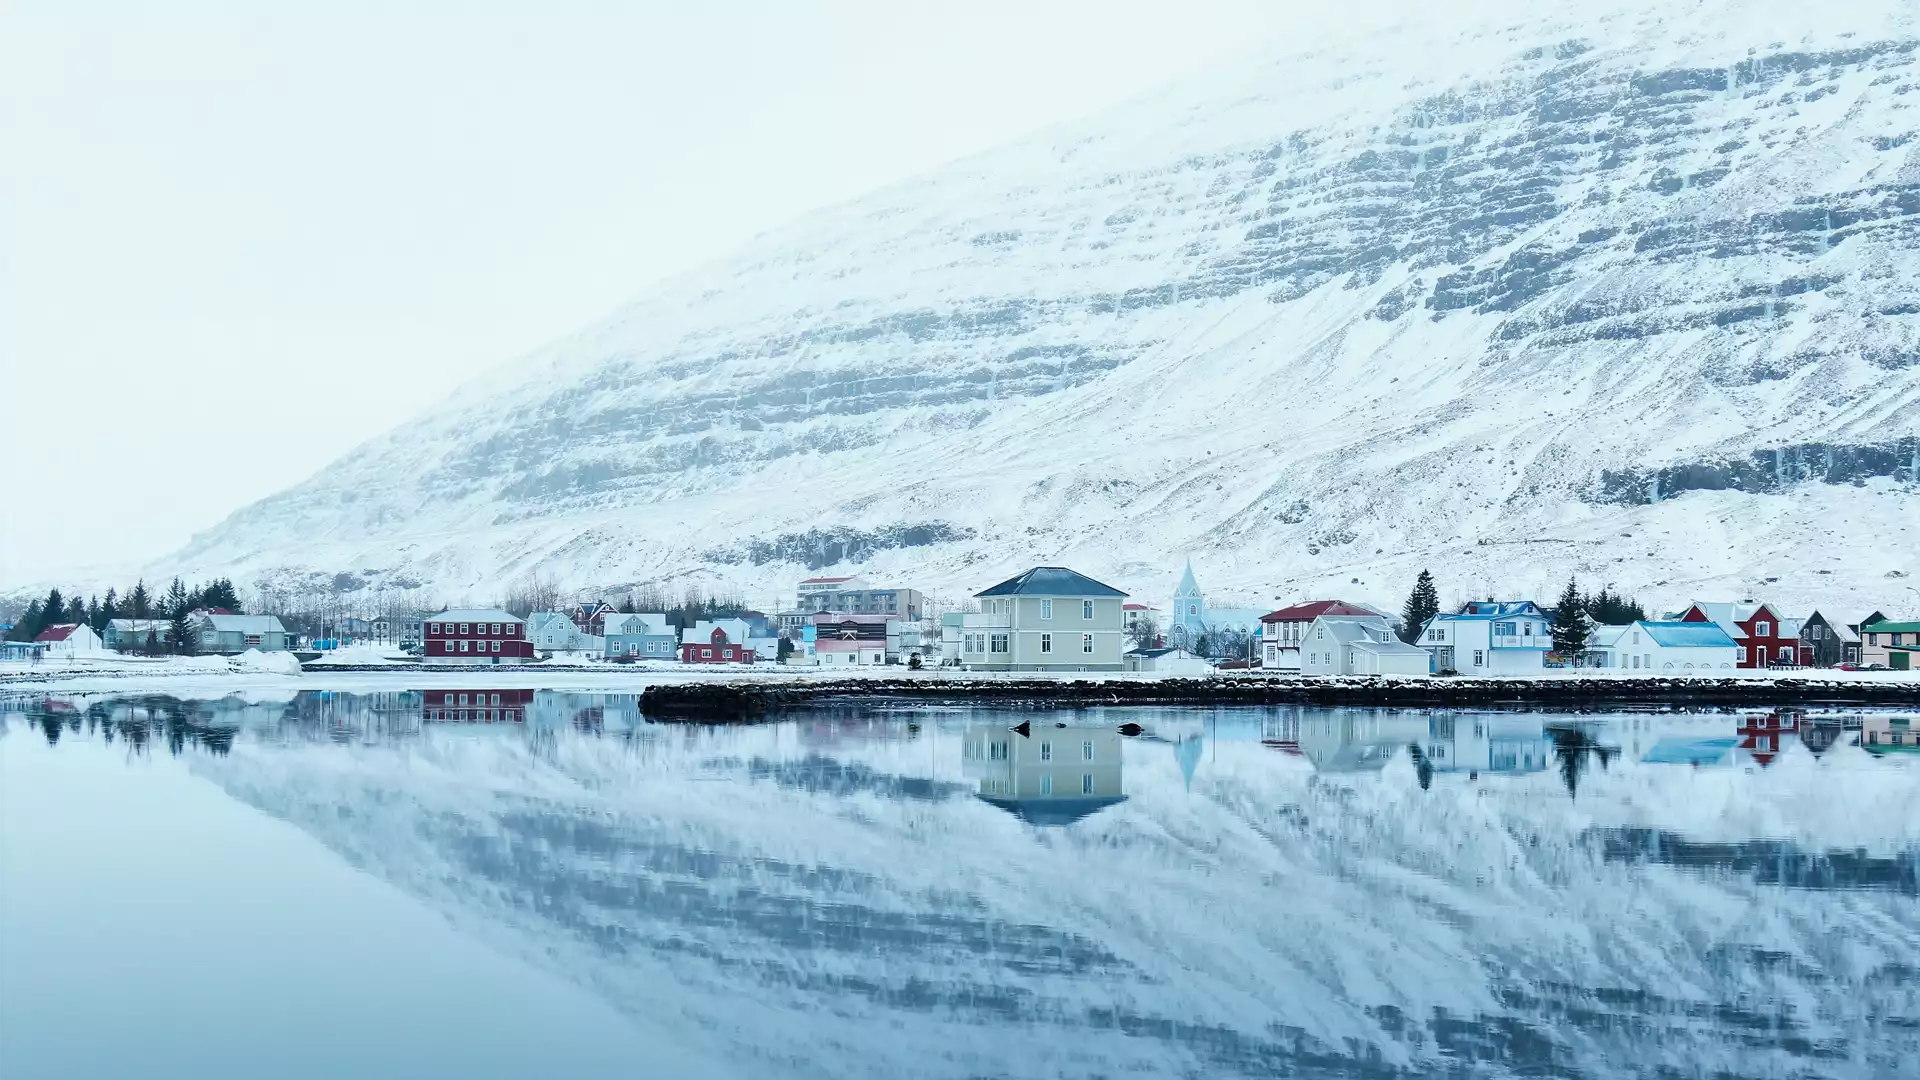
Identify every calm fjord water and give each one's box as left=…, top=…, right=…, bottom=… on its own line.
left=1, top=691, right=1915, bottom=1079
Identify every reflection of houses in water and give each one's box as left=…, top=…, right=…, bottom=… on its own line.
left=292, top=690, right=422, bottom=740
left=1736, top=710, right=1801, bottom=767
left=1420, top=714, right=1553, bottom=775
left=961, top=724, right=1125, bottom=825
left=527, top=691, right=643, bottom=733
left=420, top=689, right=532, bottom=723
left=1861, top=715, right=1918, bottom=754
left=1258, top=710, right=1554, bottom=777
left=1260, top=711, right=1422, bottom=772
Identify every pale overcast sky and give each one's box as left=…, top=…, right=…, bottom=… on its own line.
left=0, top=1, right=1335, bottom=587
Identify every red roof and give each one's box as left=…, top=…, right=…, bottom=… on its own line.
left=1259, top=600, right=1377, bottom=624
left=35, top=623, right=80, bottom=643
left=1122, top=603, right=1157, bottom=611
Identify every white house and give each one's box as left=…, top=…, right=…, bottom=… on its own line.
left=1417, top=601, right=1551, bottom=675
left=1298, top=615, right=1430, bottom=676
left=1588, top=621, right=1740, bottom=673
left=961, top=566, right=1128, bottom=672
left=35, top=623, right=104, bottom=657
left=527, top=611, right=604, bottom=655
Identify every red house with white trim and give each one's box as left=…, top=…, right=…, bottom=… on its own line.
left=1677, top=602, right=1810, bottom=669
left=422, top=609, right=535, bottom=665
left=679, top=623, right=756, bottom=664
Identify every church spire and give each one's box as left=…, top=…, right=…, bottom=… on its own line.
left=1175, top=557, right=1199, bottom=598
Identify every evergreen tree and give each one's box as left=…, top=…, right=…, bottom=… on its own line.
left=99, top=588, right=120, bottom=632
left=165, top=578, right=189, bottom=618
left=128, top=580, right=153, bottom=619
left=65, top=596, right=87, bottom=624
left=167, top=606, right=196, bottom=656
left=1399, top=570, right=1439, bottom=644
left=1551, top=578, right=1591, bottom=659
left=86, top=596, right=103, bottom=634
left=39, top=588, right=65, bottom=632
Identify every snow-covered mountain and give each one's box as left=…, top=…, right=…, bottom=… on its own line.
left=170, top=0, right=1920, bottom=613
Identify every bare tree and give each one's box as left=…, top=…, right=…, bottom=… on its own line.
left=1127, top=614, right=1160, bottom=651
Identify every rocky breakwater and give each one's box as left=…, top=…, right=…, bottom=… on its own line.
left=636, top=675, right=1920, bottom=721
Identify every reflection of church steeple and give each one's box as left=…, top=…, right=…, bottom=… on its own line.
left=1173, top=735, right=1203, bottom=792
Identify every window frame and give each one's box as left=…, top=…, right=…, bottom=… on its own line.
left=1082, top=600, right=1094, bottom=620
left=1040, top=633, right=1052, bottom=654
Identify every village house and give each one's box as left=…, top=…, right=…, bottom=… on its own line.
left=1121, top=603, right=1162, bottom=640
left=1676, top=601, right=1810, bottom=669
left=103, top=618, right=170, bottom=652
left=1798, top=610, right=1861, bottom=667
left=602, top=612, right=677, bottom=660
left=1585, top=620, right=1740, bottom=672
left=960, top=566, right=1128, bottom=672
left=680, top=619, right=757, bottom=663
left=1297, top=614, right=1430, bottom=676
left=939, top=611, right=965, bottom=665
left=1416, top=601, right=1551, bottom=675
left=1859, top=618, right=1920, bottom=671
left=813, top=613, right=888, bottom=666
left=1258, top=600, right=1380, bottom=670
left=422, top=610, right=534, bottom=665
left=527, top=611, right=605, bottom=654
left=35, top=623, right=104, bottom=657
left=568, top=602, right=618, bottom=636
left=795, top=578, right=924, bottom=620
left=1861, top=714, right=1916, bottom=752
left=191, top=613, right=291, bottom=654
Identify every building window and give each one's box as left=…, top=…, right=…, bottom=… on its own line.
left=1082, top=774, right=1094, bottom=794
left=1472, top=650, right=1484, bottom=666
left=1040, top=742, right=1052, bottom=761
left=1041, top=599, right=1053, bottom=620
left=1082, top=634, right=1094, bottom=653
left=459, top=623, right=470, bottom=634
left=460, top=640, right=470, bottom=652
left=459, top=693, right=469, bottom=705
left=1083, top=600, right=1094, bottom=619
left=491, top=623, right=501, bottom=634
left=492, top=640, right=501, bottom=653
left=1756, top=621, right=1770, bottom=636
left=1188, top=604, right=1198, bottom=616
left=1082, top=740, right=1093, bottom=760
left=701, top=648, right=713, bottom=659
left=1040, top=634, right=1052, bottom=653
left=1041, top=774, right=1053, bottom=795
left=990, top=740, right=1008, bottom=761
left=991, top=634, right=1009, bottom=654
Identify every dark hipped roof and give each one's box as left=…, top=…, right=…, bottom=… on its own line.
left=975, top=566, right=1127, bottom=598
left=976, top=794, right=1128, bottom=826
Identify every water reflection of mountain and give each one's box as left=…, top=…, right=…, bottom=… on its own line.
left=961, top=724, right=1125, bottom=825
left=26, top=694, right=1913, bottom=1078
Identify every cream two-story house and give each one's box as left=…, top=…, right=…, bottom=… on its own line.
left=961, top=566, right=1128, bottom=672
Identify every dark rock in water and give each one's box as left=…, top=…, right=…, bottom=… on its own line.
left=1116, top=722, right=1146, bottom=737
left=1012, top=720, right=1032, bottom=738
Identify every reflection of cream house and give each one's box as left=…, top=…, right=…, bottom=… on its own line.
left=961, top=724, right=1125, bottom=825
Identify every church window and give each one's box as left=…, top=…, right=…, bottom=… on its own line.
left=1188, top=604, right=1198, bottom=616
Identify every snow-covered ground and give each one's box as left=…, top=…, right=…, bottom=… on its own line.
left=114, top=0, right=1918, bottom=619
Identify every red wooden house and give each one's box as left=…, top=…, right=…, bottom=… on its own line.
left=423, top=609, right=536, bottom=665
left=1677, top=602, right=1810, bottom=669
left=680, top=623, right=756, bottom=664
left=422, top=689, right=534, bottom=723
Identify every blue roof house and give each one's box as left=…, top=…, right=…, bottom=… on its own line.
left=1595, top=620, right=1740, bottom=674
left=1416, top=601, right=1552, bottom=675
left=602, top=613, right=677, bottom=661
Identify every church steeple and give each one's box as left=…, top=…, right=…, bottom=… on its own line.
left=1174, top=557, right=1200, bottom=599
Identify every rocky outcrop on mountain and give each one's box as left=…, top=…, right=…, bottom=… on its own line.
left=169, top=0, right=1920, bottom=612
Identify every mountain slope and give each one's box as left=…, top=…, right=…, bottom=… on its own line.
left=173, top=0, right=1920, bottom=613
